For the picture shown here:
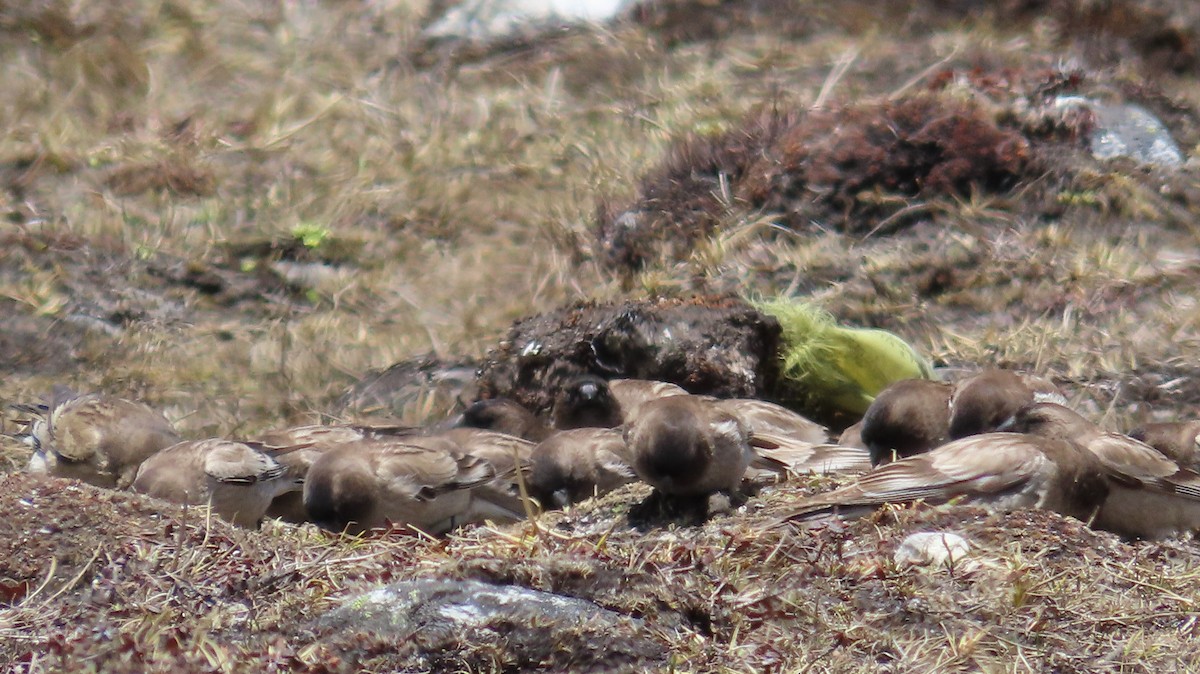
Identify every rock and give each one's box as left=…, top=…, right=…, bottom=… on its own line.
left=1054, top=96, right=1184, bottom=167
left=894, top=531, right=971, bottom=569
left=317, top=578, right=665, bottom=672
left=426, top=0, right=631, bottom=42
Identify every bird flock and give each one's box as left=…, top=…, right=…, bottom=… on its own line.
left=11, top=369, right=1200, bottom=541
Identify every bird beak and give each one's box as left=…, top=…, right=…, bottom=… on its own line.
left=552, top=489, right=571, bottom=509
left=995, top=415, right=1018, bottom=432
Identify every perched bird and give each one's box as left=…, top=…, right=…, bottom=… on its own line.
left=771, top=432, right=1110, bottom=526
left=551, top=376, right=686, bottom=429
left=607, top=378, right=688, bottom=422
left=1128, top=421, right=1200, bottom=470
left=455, top=398, right=551, bottom=442
left=1003, top=403, right=1200, bottom=540
left=621, top=395, right=753, bottom=498
left=303, top=438, right=502, bottom=535
left=255, top=423, right=416, bottom=448
left=252, top=423, right=418, bottom=523
left=528, top=428, right=636, bottom=508
left=132, top=439, right=299, bottom=528
left=551, top=375, right=623, bottom=429
left=860, top=369, right=1067, bottom=466
left=28, top=389, right=181, bottom=489
left=948, top=369, right=1065, bottom=440
left=859, top=379, right=951, bottom=466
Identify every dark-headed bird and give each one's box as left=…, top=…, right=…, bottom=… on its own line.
left=552, top=376, right=686, bottom=429
left=302, top=438, right=502, bottom=535
left=1003, top=403, right=1200, bottom=540
left=528, top=427, right=636, bottom=509
left=621, top=395, right=753, bottom=498
left=860, top=379, right=952, bottom=466
left=456, top=398, right=551, bottom=442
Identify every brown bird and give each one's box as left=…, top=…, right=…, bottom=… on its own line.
left=252, top=423, right=419, bottom=523
left=28, top=389, right=181, bottom=489
left=455, top=398, right=551, bottom=441
left=255, top=423, right=416, bottom=448
left=551, top=376, right=687, bottom=429
left=859, top=379, right=952, bottom=466
left=1128, top=421, right=1200, bottom=470
left=132, top=439, right=299, bottom=528
left=621, top=395, right=753, bottom=498
left=608, top=378, right=688, bottom=422
left=302, top=438, right=502, bottom=535
left=1003, top=403, right=1200, bottom=540
left=948, top=369, right=1066, bottom=440
left=860, top=369, right=1068, bottom=466
left=772, top=432, right=1109, bottom=526
left=528, top=428, right=636, bottom=508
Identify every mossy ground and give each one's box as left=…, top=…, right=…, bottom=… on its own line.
left=3, top=1, right=1200, bottom=671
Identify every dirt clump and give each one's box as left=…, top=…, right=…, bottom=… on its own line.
left=474, top=295, right=781, bottom=415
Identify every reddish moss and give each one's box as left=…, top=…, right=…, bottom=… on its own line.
left=598, top=93, right=1034, bottom=269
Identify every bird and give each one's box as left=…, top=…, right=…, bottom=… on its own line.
left=454, top=398, right=551, bottom=441
left=859, top=369, right=1067, bottom=466
left=859, top=379, right=951, bottom=465
left=770, top=432, right=1110, bottom=526
left=1002, top=403, right=1200, bottom=540
left=551, top=376, right=686, bottom=429
left=251, top=423, right=419, bottom=523
left=302, top=438, right=501, bottom=535
left=948, top=369, right=1066, bottom=440
left=27, top=388, right=181, bottom=489
left=1128, top=421, right=1200, bottom=470
left=620, top=395, right=754, bottom=499
left=434, top=427, right=537, bottom=524
left=607, top=378, right=688, bottom=422
left=527, top=427, right=636, bottom=509
left=131, top=439, right=299, bottom=528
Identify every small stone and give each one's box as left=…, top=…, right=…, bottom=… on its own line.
left=1054, top=96, right=1184, bottom=168
left=894, top=531, right=971, bottom=569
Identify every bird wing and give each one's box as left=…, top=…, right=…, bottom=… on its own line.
left=750, top=432, right=872, bottom=474
left=716, top=399, right=830, bottom=444
left=371, top=443, right=495, bottom=502
left=1088, top=434, right=1200, bottom=500
left=774, top=433, right=1048, bottom=522
left=203, top=441, right=287, bottom=484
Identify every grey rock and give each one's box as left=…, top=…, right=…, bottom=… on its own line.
left=426, top=0, right=631, bottom=42
left=1055, top=96, right=1184, bottom=168
left=318, top=578, right=665, bottom=672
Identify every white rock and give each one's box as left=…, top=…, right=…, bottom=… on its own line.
left=894, top=531, right=971, bottom=569
left=426, top=0, right=632, bottom=42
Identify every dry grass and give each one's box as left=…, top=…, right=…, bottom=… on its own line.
left=3, top=0, right=1200, bottom=671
